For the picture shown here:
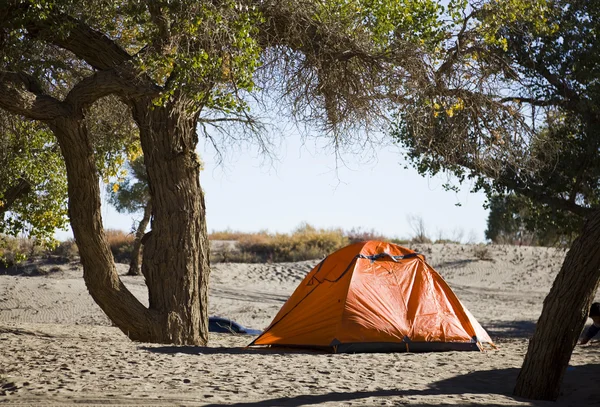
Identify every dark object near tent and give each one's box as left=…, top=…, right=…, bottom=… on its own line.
left=209, top=316, right=262, bottom=335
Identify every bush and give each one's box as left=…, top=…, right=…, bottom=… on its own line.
left=344, top=227, right=388, bottom=244
left=473, top=244, right=493, bottom=261
left=209, top=224, right=433, bottom=263
left=209, top=229, right=254, bottom=241
left=390, top=238, right=412, bottom=246
left=105, top=229, right=135, bottom=263
left=49, top=239, right=79, bottom=262
left=0, top=235, right=47, bottom=268
left=434, top=239, right=461, bottom=244
left=215, top=223, right=349, bottom=263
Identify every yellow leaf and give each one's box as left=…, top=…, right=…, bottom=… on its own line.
left=112, top=184, right=120, bottom=193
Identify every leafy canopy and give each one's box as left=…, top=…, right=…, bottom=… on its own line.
left=0, top=114, right=68, bottom=242
left=391, top=0, right=600, bottom=233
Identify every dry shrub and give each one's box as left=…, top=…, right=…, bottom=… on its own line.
left=473, top=244, right=493, bottom=261
left=344, top=227, right=388, bottom=244
left=209, top=229, right=252, bottom=241
left=407, top=214, right=432, bottom=243
left=209, top=224, right=424, bottom=263
left=390, top=238, right=412, bottom=246
left=105, top=229, right=135, bottom=263
left=434, top=238, right=461, bottom=244
left=0, top=235, right=46, bottom=268
left=50, top=239, right=79, bottom=262
left=230, top=223, right=349, bottom=263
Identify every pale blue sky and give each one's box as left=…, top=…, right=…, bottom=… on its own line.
left=55, top=130, right=489, bottom=243
left=196, top=134, right=489, bottom=242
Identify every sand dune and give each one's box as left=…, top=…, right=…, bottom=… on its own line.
left=1, top=243, right=598, bottom=406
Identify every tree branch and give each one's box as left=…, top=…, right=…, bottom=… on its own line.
left=498, top=176, right=594, bottom=218
left=27, top=15, right=131, bottom=71
left=0, top=71, right=70, bottom=120
left=64, top=69, right=159, bottom=114
left=147, top=3, right=173, bottom=55
left=498, top=96, right=560, bottom=107
left=436, top=11, right=477, bottom=80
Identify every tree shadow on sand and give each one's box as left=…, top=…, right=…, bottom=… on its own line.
left=484, top=320, right=537, bottom=339
left=208, top=365, right=598, bottom=407
left=141, top=345, right=322, bottom=356
left=143, top=346, right=599, bottom=406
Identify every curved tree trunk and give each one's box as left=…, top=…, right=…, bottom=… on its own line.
left=131, top=96, right=210, bottom=346
left=513, top=209, right=600, bottom=400
left=49, top=117, right=159, bottom=341
left=128, top=200, right=152, bottom=276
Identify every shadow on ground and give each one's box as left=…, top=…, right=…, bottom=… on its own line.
left=484, top=320, right=537, bottom=339
left=197, top=365, right=599, bottom=407
left=434, top=259, right=478, bottom=269
left=141, top=345, right=324, bottom=356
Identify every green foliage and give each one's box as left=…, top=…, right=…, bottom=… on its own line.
left=390, top=0, right=600, bottom=230
left=0, top=114, right=68, bottom=244
left=88, top=97, right=142, bottom=185
left=0, top=235, right=44, bottom=269
left=12, top=0, right=264, bottom=113
left=486, top=194, right=581, bottom=246
left=316, top=0, right=446, bottom=50
left=107, top=155, right=148, bottom=214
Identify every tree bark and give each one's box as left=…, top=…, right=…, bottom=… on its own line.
left=513, top=209, right=600, bottom=400
left=49, top=116, right=162, bottom=341
left=128, top=200, right=152, bottom=276
left=131, top=96, right=210, bottom=346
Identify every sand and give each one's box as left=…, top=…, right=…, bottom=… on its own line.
left=1, top=243, right=598, bottom=406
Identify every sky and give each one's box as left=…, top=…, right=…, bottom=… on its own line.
left=56, top=129, right=490, bottom=243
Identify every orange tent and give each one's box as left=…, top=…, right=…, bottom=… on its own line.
left=249, top=241, right=494, bottom=353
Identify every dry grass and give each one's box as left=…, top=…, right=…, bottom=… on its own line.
left=210, top=224, right=421, bottom=263
left=50, top=239, right=79, bottom=261
left=0, top=235, right=45, bottom=268
left=105, top=229, right=135, bottom=264
left=209, top=229, right=254, bottom=241
left=236, top=224, right=349, bottom=263
left=473, top=244, right=494, bottom=261
left=1, top=224, right=514, bottom=267
left=345, top=227, right=389, bottom=244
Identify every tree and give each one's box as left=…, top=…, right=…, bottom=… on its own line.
left=391, top=0, right=600, bottom=400
left=1, top=0, right=446, bottom=345
left=0, top=95, right=136, bottom=247
left=0, top=113, right=69, bottom=244
left=485, top=193, right=580, bottom=246
left=107, top=156, right=151, bottom=276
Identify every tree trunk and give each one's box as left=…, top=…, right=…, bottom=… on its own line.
left=127, top=200, right=152, bottom=276
left=513, top=209, right=600, bottom=400
left=131, top=96, right=210, bottom=346
left=49, top=117, right=160, bottom=341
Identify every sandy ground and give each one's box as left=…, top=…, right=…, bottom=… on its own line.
left=0, top=243, right=599, bottom=406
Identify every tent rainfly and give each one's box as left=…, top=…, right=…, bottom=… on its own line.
left=249, top=241, right=494, bottom=353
